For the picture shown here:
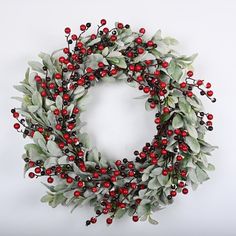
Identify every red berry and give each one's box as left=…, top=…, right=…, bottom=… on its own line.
left=55, top=124, right=62, bottom=130
left=106, top=218, right=113, bottom=225
left=100, top=19, right=106, bottom=25
left=53, top=109, right=60, bottom=116
left=73, top=107, right=79, bottom=114
left=160, top=81, right=166, bottom=89
left=103, top=182, right=110, bottom=188
left=178, top=181, right=185, bottom=188
left=63, top=94, right=70, bottom=101
left=66, top=177, right=73, bottom=184
left=137, top=47, right=144, bottom=54
left=182, top=188, right=189, bottom=194
left=162, top=61, right=169, bottom=68
left=122, top=188, right=129, bottom=195
left=130, top=182, right=137, bottom=189
left=147, top=40, right=154, bottom=47
left=197, top=80, right=203, bottom=86
left=117, top=23, right=123, bottom=29
left=59, top=57, right=65, bottom=63
left=161, top=149, right=167, bottom=155
left=154, top=117, right=161, bottom=124
left=154, top=70, right=160, bottom=76
left=55, top=73, right=62, bottom=79
left=34, top=75, right=42, bottom=82
left=110, top=35, right=117, bottom=41
left=98, top=62, right=104, bottom=68
left=181, top=131, right=188, bottom=137
left=167, top=130, right=173, bottom=136
left=176, top=155, right=183, bottom=161
left=71, top=34, right=77, bottom=40
left=80, top=24, right=86, bottom=31
left=132, top=215, right=139, bottom=222
left=180, top=82, right=187, bottom=88
left=74, top=191, right=81, bottom=197
left=91, top=217, right=97, bottom=224
left=162, top=169, right=168, bottom=176
left=35, top=167, right=41, bottom=174
left=207, top=90, right=213, bottom=97
left=40, top=91, right=46, bottom=97
left=64, top=27, right=71, bottom=34
left=47, top=177, right=54, bottom=183
left=187, top=91, right=193, bottom=97
left=163, top=107, right=170, bottom=113
left=13, top=112, right=19, bottom=118
left=187, top=71, right=193, bottom=77
left=63, top=48, right=69, bottom=54
left=103, top=27, right=109, bottom=33
left=45, top=168, right=52, bottom=175
left=37, top=127, right=44, bottom=133
left=139, top=28, right=145, bottom=34
left=115, top=160, right=122, bottom=166
left=206, top=82, right=211, bottom=88
left=143, top=86, right=150, bottom=93
left=77, top=181, right=84, bottom=188
left=135, top=37, right=142, bottom=44
left=28, top=172, right=35, bottom=178
left=14, top=123, right=20, bottom=129
left=91, top=187, right=97, bottom=192
left=77, top=150, right=84, bottom=157
left=170, top=190, right=177, bottom=197
left=207, top=114, right=213, bottom=120
left=139, top=152, right=146, bottom=159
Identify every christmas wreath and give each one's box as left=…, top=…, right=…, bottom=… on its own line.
left=12, top=19, right=217, bottom=226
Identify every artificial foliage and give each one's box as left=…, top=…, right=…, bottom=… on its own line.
left=12, top=20, right=217, bottom=226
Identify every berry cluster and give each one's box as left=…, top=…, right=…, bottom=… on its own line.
left=12, top=20, right=216, bottom=225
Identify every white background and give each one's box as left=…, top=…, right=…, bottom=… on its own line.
left=0, top=0, right=235, bottom=235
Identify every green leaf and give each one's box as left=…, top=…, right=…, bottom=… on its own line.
left=55, top=95, right=63, bottom=109
left=148, top=177, right=159, bottom=190
left=28, top=61, right=44, bottom=73
left=185, top=136, right=200, bottom=154
left=28, top=105, right=39, bottom=113
left=172, top=114, right=184, bottom=129
left=157, top=175, right=169, bottom=186
left=134, top=52, right=155, bottom=63
left=151, top=168, right=162, bottom=176
left=207, top=163, right=215, bottom=171
left=179, top=98, right=191, bottom=114
left=167, top=95, right=178, bottom=108
left=107, top=57, right=127, bottom=69
left=163, top=37, right=178, bottom=45
left=87, top=38, right=101, bottom=46
left=188, top=168, right=198, bottom=183
left=32, top=91, right=42, bottom=106
left=185, top=122, right=198, bottom=138
left=44, top=157, right=58, bottom=169
left=114, top=209, right=127, bottom=219
left=33, top=131, right=45, bottom=145
left=38, top=52, right=55, bottom=73
left=152, top=29, right=162, bottom=42
left=196, top=165, right=209, bottom=183
left=148, top=215, right=159, bottom=225
left=102, top=47, right=109, bottom=56
left=41, top=194, right=53, bottom=203
left=172, top=65, right=183, bottom=81
left=13, top=85, right=30, bottom=94
left=47, top=140, right=62, bottom=156
left=79, top=133, right=92, bottom=149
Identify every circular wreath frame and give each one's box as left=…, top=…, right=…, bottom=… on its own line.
left=12, top=20, right=217, bottom=226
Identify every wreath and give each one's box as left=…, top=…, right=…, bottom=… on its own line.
left=12, top=19, right=217, bottom=226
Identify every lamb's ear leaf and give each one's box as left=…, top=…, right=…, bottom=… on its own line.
left=185, top=136, right=200, bottom=154
left=47, top=140, right=62, bottom=156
